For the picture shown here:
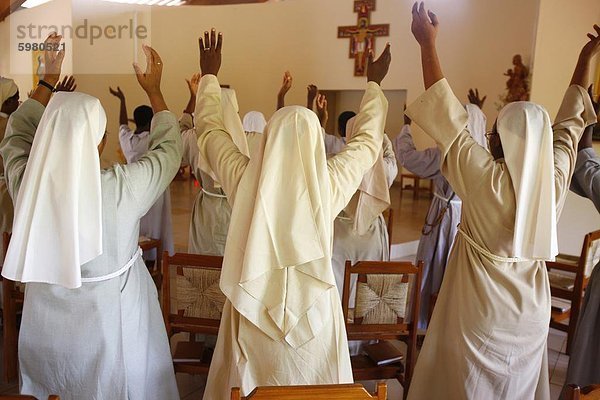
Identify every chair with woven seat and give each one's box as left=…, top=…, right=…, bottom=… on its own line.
left=162, top=251, right=225, bottom=375
left=1, top=232, right=24, bottom=383
left=565, top=384, right=600, bottom=400
left=341, top=260, right=423, bottom=400
left=547, top=229, right=600, bottom=355
left=231, top=382, right=387, bottom=400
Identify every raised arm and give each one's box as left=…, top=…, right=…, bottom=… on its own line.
left=109, top=86, right=128, bottom=126
left=394, top=124, right=442, bottom=179
left=277, top=71, right=292, bottom=110
left=184, top=73, right=200, bottom=116
left=1, top=33, right=65, bottom=198
left=553, top=26, right=600, bottom=214
left=316, top=93, right=329, bottom=128
left=411, top=2, right=443, bottom=89
left=119, top=45, right=181, bottom=215
left=307, top=84, right=318, bottom=110
left=196, top=29, right=248, bottom=202
left=328, top=44, right=391, bottom=214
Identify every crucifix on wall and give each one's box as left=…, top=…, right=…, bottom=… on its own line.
left=338, top=0, right=389, bottom=76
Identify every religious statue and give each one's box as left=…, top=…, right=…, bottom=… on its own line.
left=338, top=0, right=389, bottom=76
left=503, top=54, right=530, bottom=103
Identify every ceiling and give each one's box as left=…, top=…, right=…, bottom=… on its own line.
left=0, top=0, right=269, bottom=22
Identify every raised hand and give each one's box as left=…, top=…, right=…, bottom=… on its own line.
left=411, top=2, right=438, bottom=48
left=277, top=71, right=293, bottom=110
left=316, top=93, right=329, bottom=128
left=307, top=84, right=318, bottom=110
left=279, top=71, right=293, bottom=97
left=571, top=25, right=600, bottom=88
left=133, top=44, right=163, bottom=95
left=366, top=42, right=391, bottom=85
left=42, top=33, right=65, bottom=86
left=56, top=75, right=77, bottom=92
left=186, top=73, right=201, bottom=97
left=109, top=86, right=125, bottom=101
left=468, top=88, right=487, bottom=109
left=199, top=28, right=223, bottom=76
left=133, top=44, right=167, bottom=112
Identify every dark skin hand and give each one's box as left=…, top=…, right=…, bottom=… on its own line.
left=276, top=71, right=293, bottom=110
left=133, top=44, right=168, bottom=113
left=307, top=84, right=318, bottom=110
left=55, top=75, right=77, bottom=92
left=109, top=86, right=128, bottom=126
left=199, top=28, right=223, bottom=77
left=316, top=94, right=328, bottom=128
left=366, top=42, right=391, bottom=85
left=31, top=33, right=64, bottom=107
left=578, top=84, right=599, bottom=152
left=184, top=73, right=201, bottom=115
left=411, top=2, right=443, bottom=89
left=468, top=88, right=486, bottom=109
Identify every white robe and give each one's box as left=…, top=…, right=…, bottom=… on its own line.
left=119, top=124, right=174, bottom=258
left=405, top=79, right=595, bottom=400
left=0, top=99, right=181, bottom=400
left=394, top=124, right=462, bottom=330
left=180, top=114, right=231, bottom=256
left=196, top=75, right=388, bottom=399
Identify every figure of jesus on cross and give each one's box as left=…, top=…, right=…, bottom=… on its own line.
left=338, top=0, right=389, bottom=76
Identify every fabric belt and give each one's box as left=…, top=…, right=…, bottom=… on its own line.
left=81, top=247, right=142, bottom=283
left=433, top=192, right=461, bottom=204
left=457, top=228, right=524, bottom=263
left=202, top=188, right=227, bottom=199
left=336, top=215, right=353, bottom=222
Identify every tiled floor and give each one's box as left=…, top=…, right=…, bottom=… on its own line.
left=0, top=177, right=571, bottom=399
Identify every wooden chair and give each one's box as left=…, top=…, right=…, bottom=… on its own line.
left=1, top=232, right=23, bottom=383
left=162, top=251, right=225, bottom=375
left=342, top=260, right=423, bottom=399
left=547, top=229, right=600, bottom=354
left=0, top=396, right=60, bottom=400
left=139, top=236, right=162, bottom=288
left=565, top=384, right=600, bottom=400
left=231, top=382, right=387, bottom=400
left=399, top=174, right=432, bottom=200
left=382, top=208, right=394, bottom=255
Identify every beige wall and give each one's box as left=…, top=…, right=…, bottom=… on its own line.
left=1, top=0, right=540, bottom=163
left=530, top=0, right=600, bottom=254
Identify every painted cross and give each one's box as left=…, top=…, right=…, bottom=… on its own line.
left=338, top=0, right=389, bottom=76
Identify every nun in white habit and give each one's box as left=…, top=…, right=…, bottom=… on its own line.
left=407, top=7, right=598, bottom=399
left=195, top=30, right=390, bottom=399
left=331, top=115, right=398, bottom=311
left=243, top=111, right=267, bottom=155
left=0, top=40, right=180, bottom=400
left=181, top=86, right=249, bottom=256
left=394, top=103, right=487, bottom=330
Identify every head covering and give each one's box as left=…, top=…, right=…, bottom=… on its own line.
left=0, top=77, right=18, bottom=107
left=497, top=101, right=557, bottom=260
left=243, top=111, right=267, bottom=134
left=342, top=116, right=390, bottom=235
left=2, top=92, right=106, bottom=288
left=465, top=103, right=487, bottom=148
left=199, top=88, right=249, bottom=184
left=222, top=106, right=335, bottom=348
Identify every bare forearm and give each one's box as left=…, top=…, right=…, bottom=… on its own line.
left=277, top=93, right=285, bottom=110
left=184, top=93, right=195, bottom=115
left=30, top=76, right=59, bottom=107
left=118, top=99, right=128, bottom=125
left=570, top=53, right=592, bottom=87
left=420, top=44, right=444, bottom=90
left=147, top=91, right=168, bottom=113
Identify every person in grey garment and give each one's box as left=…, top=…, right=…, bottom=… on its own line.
left=0, top=34, right=180, bottom=400
left=394, top=93, right=487, bottom=330
left=561, top=83, right=600, bottom=399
